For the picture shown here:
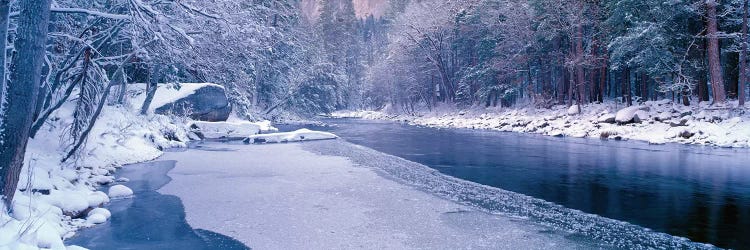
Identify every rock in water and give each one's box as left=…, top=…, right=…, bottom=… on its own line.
left=155, top=84, right=231, bottom=121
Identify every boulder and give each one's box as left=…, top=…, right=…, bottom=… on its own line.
left=597, top=113, right=616, bottom=124
left=567, top=105, right=580, bottom=115
left=633, top=110, right=649, bottom=123
left=615, top=106, right=649, bottom=124
left=669, top=117, right=690, bottom=127
left=154, top=84, right=231, bottom=122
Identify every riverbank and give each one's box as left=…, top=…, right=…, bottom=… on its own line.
left=0, top=107, right=192, bottom=249
left=333, top=100, right=750, bottom=148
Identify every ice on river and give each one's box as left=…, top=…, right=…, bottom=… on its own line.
left=244, top=128, right=338, bottom=144
left=159, top=141, right=592, bottom=249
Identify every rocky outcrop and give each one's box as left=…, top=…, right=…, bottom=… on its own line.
left=154, top=84, right=231, bottom=122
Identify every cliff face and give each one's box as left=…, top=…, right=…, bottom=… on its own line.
left=353, top=0, right=388, bottom=18
left=300, top=0, right=388, bottom=21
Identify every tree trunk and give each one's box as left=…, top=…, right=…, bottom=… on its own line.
left=707, top=0, right=726, bottom=104
left=740, top=0, right=748, bottom=106
left=140, top=65, right=160, bottom=115
left=622, top=67, right=632, bottom=106
left=116, top=67, right=128, bottom=104
left=640, top=73, right=648, bottom=102
left=576, top=24, right=585, bottom=108
left=0, top=0, right=9, bottom=111
left=0, top=0, right=51, bottom=209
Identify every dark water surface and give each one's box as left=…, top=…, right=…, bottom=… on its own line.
left=285, top=118, right=750, bottom=249
left=66, top=160, right=249, bottom=250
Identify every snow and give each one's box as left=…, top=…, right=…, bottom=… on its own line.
left=86, top=214, right=107, bottom=224
left=1, top=100, right=192, bottom=249
left=244, top=128, right=338, bottom=144
left=615, top=105, right=646, bottom=123
left=159, top=142, right=592, bottom=249
left=334, top=100, right=750, bottom=148
left=126, top=83, right=224, bottom=113
left=190, top=121, right=261, bottom=139
left=108, top=185, right=134, bottom=199
left=87, top=208, right=111, bottom=220
left=567, top=104, right=580, bottom=115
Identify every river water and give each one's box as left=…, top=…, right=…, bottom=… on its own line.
left=285, top=118, right=750, bottom=249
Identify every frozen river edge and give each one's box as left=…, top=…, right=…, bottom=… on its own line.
left=158, top=139, right=715, bottom=249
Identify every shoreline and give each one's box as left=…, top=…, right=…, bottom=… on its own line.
left=332, top=101, right=750, bottom=149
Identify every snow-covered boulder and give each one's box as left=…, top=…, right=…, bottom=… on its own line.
left=615, top=106, right=649, bottom=124
left=567, top=105, right=580, bottom=115
left=597, top=113, right=616, bottom=124
left=633, top=110, right=649, bottom=123
left=108, top=185, right=134, bottom=199
left=153, top=83, right=231, bottom=122
left=88, top=208, right=112, bottom=219
left=87, top=213, right=108, bottom=224
left=190, top=121, right=261, bottom=139
left=87, top=208, right=111, bottom=224
left=244, top=129, right=338, bottom=144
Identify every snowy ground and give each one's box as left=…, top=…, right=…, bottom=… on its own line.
left=0, top=106, right=191, bottom=250
left=0, top=83, right=233, bottom=250
left=158, top=141, right=592, bottom=249
left=333, top=100, right=750, bottom=148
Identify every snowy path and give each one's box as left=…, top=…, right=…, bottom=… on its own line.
left=158, top=141, right=592, bottom=249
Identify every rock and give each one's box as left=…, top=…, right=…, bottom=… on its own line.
left=633, top=111, right=649, bottom=123
left=87, top=191, right=110, bottom=207
left=87, top=213, right=107, bottom=224
left=597, top=114, right=616, bottom=124
left=154, top=84, right=231, bottom=122
left=655, top=112, right=671, bottom=122
left=615, top=106, right=649, bottom=124
left=669, top=118, right=689, bottom=127
left=679, top=110, right=693, bottom=117
left=567, top=105, right=580, bottom=115
left=679, top=131, right=695, bottom=139
left=88, top=208, right=112, bottom=219
left=108, top=185, right=134, bottom=199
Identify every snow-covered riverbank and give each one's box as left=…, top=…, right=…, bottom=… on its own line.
left=0, top=106, right=192, bottom=250
left=333, top=101, right=750, bottom=148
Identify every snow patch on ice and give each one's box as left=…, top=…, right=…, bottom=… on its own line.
left=190, top=121, right=261, bottom=139
left=245, top=129, right=338, bottom=144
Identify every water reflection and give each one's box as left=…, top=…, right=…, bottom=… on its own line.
left=294, top=119, right=750, bottom=249
left=66, top=161, right=249, bottom=250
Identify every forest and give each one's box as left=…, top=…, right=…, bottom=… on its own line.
left=0, top=0, right=749, bottom=249
left=1, top=0, right=749, bottom=204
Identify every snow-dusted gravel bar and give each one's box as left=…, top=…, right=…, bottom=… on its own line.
left=158, top=140, right=713, bottom=249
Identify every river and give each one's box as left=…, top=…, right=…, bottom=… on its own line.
left=283, top=118, right=750, bottom=249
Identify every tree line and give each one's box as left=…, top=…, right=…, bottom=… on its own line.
left=358, top=0, right=749, bottom=113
